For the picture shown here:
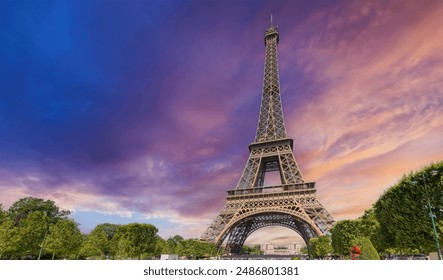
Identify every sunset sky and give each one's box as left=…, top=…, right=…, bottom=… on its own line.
left=1, top=0, right=443, bottom=244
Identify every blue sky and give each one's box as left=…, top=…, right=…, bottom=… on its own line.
left=1, top=0, right=443, bottom=244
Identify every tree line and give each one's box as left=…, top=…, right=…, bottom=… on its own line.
left=0, top=197, right=217, bottom=260
left=309, top=161, right=443, bottom=259
left=1, top=162, right=442, bottom=260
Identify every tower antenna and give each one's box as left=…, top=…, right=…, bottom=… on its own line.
left=270, top=14, right=273, bottom=27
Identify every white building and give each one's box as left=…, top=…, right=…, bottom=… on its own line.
left=260, top=241, right=303, bottom=255
left=160, top=254, right=179, bottom=260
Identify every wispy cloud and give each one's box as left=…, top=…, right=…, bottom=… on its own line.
left=281, top=0, right=443, bottom=219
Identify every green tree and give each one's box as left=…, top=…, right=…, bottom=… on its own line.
left=374, top=162, right=443, bottom=254
left=0, top=198, right=75, bottom=259
left=309, top=235, right=333, bottom=259
left=308, top=238, right=319, bottom=258
left=79, top=223, right=120, bottom=259
left=240, top=244, right=263, bottom=255
left=80, top=226, right=110, bottom=259
left=0, top=217, right=19, bottom=259
left=331, top=219, right=361, bottom=258
left=98, top=223, right=119, bottom=240
left=7, top=197, right=70, bottom=225
left=45, top=219, right=83, bottom=259
left=358, top=208, right=385, bottom=253
left=110, top=223, right=159, bottom=259
left=300, top=246, right=308, bottom=255
left=176, top=239, right=217, bottom=259
left=330, top=209, right=385, bottom=258
left=16, top=211, right=48, bottom=259
left=351, top=236, right=380, bottom=260
left=156, top=237, right=168, bottom=255
left=359, top=209, right=378, bottom=238
left=165, top=235, right=184, bottom=254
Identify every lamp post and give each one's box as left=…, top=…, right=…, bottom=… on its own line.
left=427, top=200, right=442, bottom=260
left=37, top=212, right=50, bottom=260
left=416, top=170, right=442, bottom=260
left=37, top=224, right=48, bottom=260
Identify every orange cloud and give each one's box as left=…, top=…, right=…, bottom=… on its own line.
left=281, top=1, right=443, bottom=221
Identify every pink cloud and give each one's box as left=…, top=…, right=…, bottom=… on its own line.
left=275, top=0, right=443, bottom=221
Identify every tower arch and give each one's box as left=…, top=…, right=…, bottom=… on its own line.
left=216, top=210, right=321, bottom=253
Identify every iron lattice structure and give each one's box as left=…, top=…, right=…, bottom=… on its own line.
left=201, top=24, right=334, bottom=254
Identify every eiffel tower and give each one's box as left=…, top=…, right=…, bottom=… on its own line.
left=200, top=22, right=334, bottom=254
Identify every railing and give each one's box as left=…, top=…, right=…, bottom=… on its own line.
left=227, top=182, right=316, bottom=196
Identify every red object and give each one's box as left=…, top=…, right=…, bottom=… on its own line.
left=351, top=245, right=361, bottom=254
left=351, top=245, right=361, bottom=259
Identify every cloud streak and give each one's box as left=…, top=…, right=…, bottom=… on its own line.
left=281, top=0, right=443, bottom=220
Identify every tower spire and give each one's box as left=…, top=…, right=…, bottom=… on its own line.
left=256, top=19, right=285, bottom=143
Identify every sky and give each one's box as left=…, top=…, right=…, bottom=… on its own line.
left=1, top=0, right=443, bottom=245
